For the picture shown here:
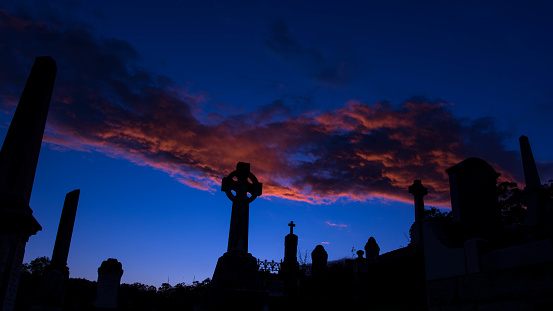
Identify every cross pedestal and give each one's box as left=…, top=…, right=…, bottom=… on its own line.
left=211, top=163, right=268, bottom=310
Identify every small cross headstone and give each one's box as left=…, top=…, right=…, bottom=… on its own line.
left=288, top=221, right=295, bottom=234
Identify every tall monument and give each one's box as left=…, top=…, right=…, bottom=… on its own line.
left=0, top=57, right=56, bottom=311
left=211, top=162, right=267, bottom=310
left=33, top=190, right=80, bottom=310
left=212, top=162, right=262, bottom=289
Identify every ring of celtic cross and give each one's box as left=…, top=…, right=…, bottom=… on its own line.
left=222, top=170, right=261, bottom=203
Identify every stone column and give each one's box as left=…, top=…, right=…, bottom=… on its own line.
left=33, top=190, right=80, bottom=310
left=409, top=180, right=428, bottom=245
left=520, top=136, right=542, bottom=227
left=94, top=259, right=123, bottom=309
left=0, top=57, right=56, bottom=311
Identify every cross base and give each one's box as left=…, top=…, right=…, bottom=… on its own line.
left=211, top=252, right=260, bottom=290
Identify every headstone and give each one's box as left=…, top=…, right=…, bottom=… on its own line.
left=409, top=180, right=428, bottom=245
left=281, top=221, right=299, bottom=275
left=311, top=245, right=328, bottom=276
left=519, top=136, right=544, bottom=228
left=0, top=56, right=56, bottom=311
left=94, top=259, right=123, bottom=309
left=32, top=190, right=80, bottom=310
left=364, top=237, right=380, bottom=263
left=446, top=158, right=501, bottom=231
left=211, top=163, right=268, bottom=310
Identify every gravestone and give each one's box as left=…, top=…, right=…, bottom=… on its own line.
left=364, top=237, right=380, bottom=263
left=446, top=158, right=501, bottom=233
left=409, top=180, right=428, bottom=245
left=281, top=221, right=299, bottom=275
left=211, top=163, right=267, bottom=310
left=33, top=190, right=80, bottom=310
left=311, top=245, right=328, bottom=276
left=519, top=136, right=543, bottom=227
left=0, top=57, right=56, bottom=311
left=94, top=259, right=123, bottom=309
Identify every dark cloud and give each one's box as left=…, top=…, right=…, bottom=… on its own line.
left=0, top=8, right=533, bottom=206
left=264, top=21, right=357, bottom=87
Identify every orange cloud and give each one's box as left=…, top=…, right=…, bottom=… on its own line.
left=0, top=9, right=531, bottom=208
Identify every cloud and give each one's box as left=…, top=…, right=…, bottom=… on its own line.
left=321, top=242, right=330, bottom=245
left=264, top=21, right=357, bottom=86
left=325, top=221, right=348, bottom=228
left=0, top=8, right=534, bottom=207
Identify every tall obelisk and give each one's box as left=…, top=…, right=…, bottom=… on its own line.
left=0, top=57, right=56, bottom=311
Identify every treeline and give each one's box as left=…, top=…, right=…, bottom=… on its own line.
left=16, top=256, right=210, bottom=311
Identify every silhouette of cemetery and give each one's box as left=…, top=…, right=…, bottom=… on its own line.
left=2, top=57, right=553, bottom=310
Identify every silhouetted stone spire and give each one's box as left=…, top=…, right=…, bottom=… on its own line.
left=0, top=57, right=56, bottom=311
left=519, top=136, right=541, bottom=189
left=0, top=56, right=56, bottom=204
left=520, top=135, right=544, bottom=228
left=51, top=189, right=80, bottom=269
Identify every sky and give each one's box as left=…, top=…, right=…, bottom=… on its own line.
left=1, top=0, right=553, bottom=287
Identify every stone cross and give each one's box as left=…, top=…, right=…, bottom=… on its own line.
left=409, top=180, right=427, bottom=245
left=409, top=180, right=428, bottom=223
left=221, top=162, right=262, bottom=254
left=0, top=57, right=56, bottom=311
left=288, top=221, right=295, bottom=234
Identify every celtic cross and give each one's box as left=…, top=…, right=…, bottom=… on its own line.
left=221, top=162, right=262, bottom=254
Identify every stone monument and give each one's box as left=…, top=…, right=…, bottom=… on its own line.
left=0, top=57, right=56, bottom=311
left=280, top=221, right=299, bottom=275
left=311, top=245, right=328, bottom=276
left=364, top=237, right=380, bottom=263
left=211, top=162, right=267, bottom=310
left=33, top=190, right=80, bottom=310
left=94, top=259, right=123, bottom=309
left=409, top=180, right=428, bottom=245
left=446, top=157, right=501, bottom=237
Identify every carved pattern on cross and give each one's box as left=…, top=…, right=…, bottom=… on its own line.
left=221, top=162, right=262, bottom=203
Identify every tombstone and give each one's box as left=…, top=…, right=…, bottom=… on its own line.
left=409, top=180, right=428, bottom=245
left=446, top=157, right=501, bottom=234
left=94, top=259, right=123, bottom=309
left=519, top=136, right=546, bottom=228
left=0, top=57, right=56, bottom=311
left=280, top=221, right=299, bottom=275
left=211, top=163, right=267, bottom=310
left=364, top=237, right=380, bottom=263
left=311, top=245, right=328, bottom=276
left=32, top=190, right=80, bottom=310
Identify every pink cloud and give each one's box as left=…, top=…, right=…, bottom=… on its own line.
left=325, top=221, right=348, bottom=228
left=0, top=9, right=535, bottom=208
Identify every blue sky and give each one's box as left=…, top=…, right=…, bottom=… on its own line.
left=1, top=0, right=552, bottom=286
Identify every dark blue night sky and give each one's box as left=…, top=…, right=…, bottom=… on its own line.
left=1, top=0, right=552, bottom=286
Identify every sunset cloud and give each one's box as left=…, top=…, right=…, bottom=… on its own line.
left=0, top=9, right=538, bottom=207
left=325, top=221, right=349, bottom=228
